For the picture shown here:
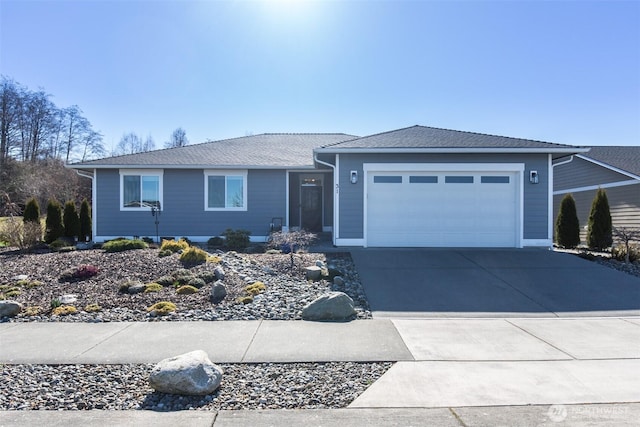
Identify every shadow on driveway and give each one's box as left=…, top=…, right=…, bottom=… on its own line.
left=350, top=248, right=640, bottom=318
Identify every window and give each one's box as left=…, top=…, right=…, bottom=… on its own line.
left=373, top=176, right=402, bottom=183
left=481, top=176, right=510, bottom=184
left=445, top=176, right=474, bottom=184
left=120, top=170, right=163, bottom=210
left=409, top=176, right=438, bottom=184
left=205, top=171, right=247, bottom=211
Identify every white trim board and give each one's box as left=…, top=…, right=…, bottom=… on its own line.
left=554, top=179, right=639, bottom=195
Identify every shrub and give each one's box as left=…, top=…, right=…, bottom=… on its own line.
left=587, top=188, right=613, bottom=251
left=0, top=217, right=42, bottom=250
left=52, top=305, right=77, bottom=316
left=187, top=277, right=206, bottom=289
left=176, top=285, right=198, bottom=295
left=269, top=230, right=317, bottom=269
left=50, top=298, right=62, bottom=309
left=44, top=199, right=64, bottom=244
left=222, top=228, right=251, bottom=252
left=144, top=283, right=163, bottom=293
left=63, top=200, right=80, bottom=240
left=612, top=244, right=640, bottom=263
left=79, top=199, right=92, bottom=242
left=197, top=271, right=216, bottom=283
left=155, top=275, right=176, bottom=287
left=3, top=287, right=21, bottom=298
left=60, top=264, right=100, bottom=281
left=103, top=238, right=148, bottom=252
left=146, top=301, right=177, bottom=316
left=49, top=238, right=75, bottom=251
left=179, top=246, right=209, bottom=265
left=207, top=236, right=224, bottom=249
left=84, top=303, right=102, bottom=313
left=160, top=238, right=189, bottom=253
left=23, top=197, right=41, bottom=223
left=23, top=306, right=42, bottom=316
left=244, top=281, right=266, bottom=296
left=236, top=296, right=254, bottom=304
left=555, top=194, right=580, bottom=249
left=158, top=249, right=173, bottom=257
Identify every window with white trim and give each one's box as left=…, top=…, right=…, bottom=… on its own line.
left=120, top=170, right=163, bottom=210
left=204, top=170, right=247, bottom=211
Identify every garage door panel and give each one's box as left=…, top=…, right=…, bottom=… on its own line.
left=367, top=170, right=519, bottom=247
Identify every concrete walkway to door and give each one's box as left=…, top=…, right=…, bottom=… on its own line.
left=350, top=248, right=640, bottom=318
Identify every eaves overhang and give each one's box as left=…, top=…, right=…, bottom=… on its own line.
left=66, top=164, right=318, bottom=170
left=313, top=147, right=591, bottom=155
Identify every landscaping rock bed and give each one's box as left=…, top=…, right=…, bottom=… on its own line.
left=0, top=248, right=371, bottom=322
left=0, top=362, right=392, bottom=411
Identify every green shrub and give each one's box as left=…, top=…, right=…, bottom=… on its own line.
left=50, top=299, right=62, bottom=309
left=197, top=271, right=216, bottom=283
left=587, top=188, right=613, bottom=251
left=44, top=199, right=64, bottom=244
left=79, top=199, right=92, bottom=242
left=612, top=244, right=640, bottom=263
left=176, top=285, right=198, bottom=295
left=155, top=275, right=176, bottom=287
left=52, top=305, right=77, bottom=316
left=23, top=306, right=42, bottom=316
left=63, top=200, right=80, bottom=240
left=207, top=236, right=224, bottom=249
left=158, top=249, right=173, bottom=257
left=84, top=303, right=102, bottom=313
left=160, top=238, right=189, bottom=253
left=187, top=277, right=206, bottom=289
left=144, top=283, right=163, bottom=293
left=179, top=246, right=209, bottom=265
left=23, top=197, right=41, bottom=223
left=146, top=301, right=177, bottom=316
left=236, top=295, right=254, bottom=304
left=555, top=194, right=580, bottom=249
left=103, top=238, right=148, bottom=252
left=244, top=281, right=266, bottom=296
left=223, top=228, right=251, bottom=252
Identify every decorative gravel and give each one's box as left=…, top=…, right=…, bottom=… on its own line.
left=0, top=362, right=392, bottom=411
left=0, top=248, right=371, bottom=322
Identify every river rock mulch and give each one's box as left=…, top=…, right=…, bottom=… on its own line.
left=0, top=247, right=371, bottom=322
left=0, top=362, right=392, bottom=411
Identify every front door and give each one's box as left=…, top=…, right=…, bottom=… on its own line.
left=301, top=186, right=323, bottom=232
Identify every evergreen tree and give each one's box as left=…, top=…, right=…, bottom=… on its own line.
left=63, top=200, right=80, bottom=240
left=44, top=199, right=64, bottom=244
left=23, top=197, right=41, bottom=223
left=587, top=188, right=613, bottom=250
left=555, top=194, right=581, bottom=248
left=79, top=198, right=92, bottom=242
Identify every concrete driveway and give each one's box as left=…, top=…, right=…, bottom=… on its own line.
left=350, top=248, right=640, bottom=318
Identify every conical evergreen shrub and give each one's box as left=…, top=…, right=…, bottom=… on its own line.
left=23, top=197, right=41, bottom=223
left=79, top=199, right=92, bottom=242
left=44, top=199, right=65, bottom=244
left=63, top=200, right=80, bottom=240
left=587, top=188, right=612, bottom=250
left=555, top=194, right=580, bottom=249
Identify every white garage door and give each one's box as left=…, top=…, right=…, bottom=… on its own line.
left=366, top=170, right=520, bottom=247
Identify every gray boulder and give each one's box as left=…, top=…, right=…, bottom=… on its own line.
left=214, top=266, right=225, bottom=281
left=210, top=281, right=227, bottom=304
left=304, top=266, right=322, bottom=281
left=127, top=283, right=146, bottom=294
left=149, top=350, right=223, bottom=396
left=302, top=291, right=356, bottom=322
left=0, top=300, right=23, bottom=318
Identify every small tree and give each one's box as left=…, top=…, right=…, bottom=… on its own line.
left=63, top=200, right=80, bottom=240
left=555, top=194, right=580, bottom=249
left=23, top=197, right=41, bottom=223
left=587, top=188, right=613, bottom=251
left=269, top=230, right=317, bottom=269
left=44, top=198, right=64, bottom=244
left=79, top=198, right=92, bottom=242
left=612, top=226, right=640, bottom=263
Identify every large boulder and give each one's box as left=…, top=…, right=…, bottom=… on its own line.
left=149, top=350, right=223, bottom=396
left=0, top=300, right=23, bottom=318
left=302, top=292, right=356, bottom=322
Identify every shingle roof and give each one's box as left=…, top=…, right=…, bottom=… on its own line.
left=69, top=133, right=357, bottom=169
left=581, top=146, right=640, bottom=177
left=318, top=125, right=580, bottom=151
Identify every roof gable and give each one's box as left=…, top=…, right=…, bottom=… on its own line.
left=69, top=133, right=357, bottom=169
left=580, top=146, right=640, bottom=178
left=317, top=125, right=583, bottom=152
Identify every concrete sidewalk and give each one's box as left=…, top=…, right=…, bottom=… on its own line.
left=1, top=317, right=639, bottom=426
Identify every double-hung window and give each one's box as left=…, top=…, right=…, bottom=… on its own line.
left=205, top=170, right=247, bottom=211
left=120, top=170, right=163, bottom=210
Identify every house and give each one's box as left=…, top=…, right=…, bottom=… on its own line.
left=68, top=125, right=586, bottom=248
left=553, top=146, right=640, bottom=242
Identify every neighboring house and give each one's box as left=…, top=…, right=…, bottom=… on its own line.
left=553, top=146, right=640, bottom=242
left=68, top=125, right=586, bottom=248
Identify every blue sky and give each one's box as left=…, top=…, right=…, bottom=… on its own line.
left=1, top=0, right=638, bottom=151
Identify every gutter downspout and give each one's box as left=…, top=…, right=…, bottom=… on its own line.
left=313, top=153, right=337, bottom=246
left=74, top=169, right=96, bottom=241
left=552, top=155, right=574, bottom=168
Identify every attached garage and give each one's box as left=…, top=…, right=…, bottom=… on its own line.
left=364, top=163, right=523, bottom=247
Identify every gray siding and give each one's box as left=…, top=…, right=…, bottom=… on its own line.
left=337, top=153, right=550, bottom=241
left=95, top=169, right=286, bottom=240
left=553, top=184, right=640, bottom=244
left=554, top=157, right=632, bottom=190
